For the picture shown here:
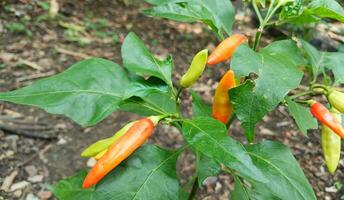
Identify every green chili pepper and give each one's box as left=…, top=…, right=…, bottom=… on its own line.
left=328, top=89, right=344, bottom=114
left=180, top=49, right=208, bottom=88
left=321, top=109, right=342, bottom=174
left=81, top=121, right=136, bottom=157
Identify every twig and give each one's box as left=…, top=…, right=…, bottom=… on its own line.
left=55, top=46, right=91, bottom=59
left=0, top=122, right=56, bottom=139
left=18, top=59, right=43, bottom=71
left=16, top=71, right=56, bottom=82
left=1, top=170, right=18, bottom=192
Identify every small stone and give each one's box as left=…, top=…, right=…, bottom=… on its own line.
left=24, top=165, right=38, bottom=177
left=0, top=52, right=16, bottom=63
left=87, top=158, right=97, bottom=167
left=0, top=129, right=4, bottom=138
left=13, top=190, right=22, bottom=197
left=215, top=182, right=222, bottom=193
left=25, top=193, right=39, bottom=200
left=0, top=170, right=18, bottom=192
left=57, top=137, right=67, bottom=145
left=204, top=176, right=218, bottom=185
left=28, top=175, right=44, bottom=183
left=325, top=186, right=337, bottom=193
left=38, top=190, right=52, bottom=200
left=5, top=135, right=19, bottom=141
left=10, top=181, right=30, bottom=191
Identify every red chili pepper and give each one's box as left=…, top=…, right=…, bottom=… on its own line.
left=82, top=118, right=156, bottom=189
left=207, top=34, right=247, bottom=65
left=212, top=70, right=236, bottom=124
left=310, top=101, right=344, bottom=139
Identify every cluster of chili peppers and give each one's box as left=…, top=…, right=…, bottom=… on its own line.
left=81, top=34, right=247, bottom=188
left=309, top=88, right=344, bottom=174
left=81, top=33, right=343, bottom=188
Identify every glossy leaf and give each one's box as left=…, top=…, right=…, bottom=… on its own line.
left=143, top=0, right=234, bottom=38
left=53, top=145, right=180, bottom=200
left=182, top=117, right=267, bottom=183
left=230, top=40, right=305, bottom=141
left=52, top=171, right=95, bottom=199
left=191, top=92, right=219, bottom=186
left=287, top=0, right=344, bottom=24
left=286, top=97, right=318, bottom=136
left=301, top=40, right=344, bottom=84
left=196, top=153, right=220, bottom=186
left=0, top=58, right=129, bottom=126
left=230, top=176, right=250, bottom=200
left=121, top=32, right=174, bottom=88
left=120, top=78, right=177, bottom=116
left=322, top=52, right=344, bottom=84
left=191, top=90, right=211, bottom=117
left=243, top=141, right=317, bottom=200
left=300, top=39, right=325, bottom=78
left=306, top=0, right=344, bottom=23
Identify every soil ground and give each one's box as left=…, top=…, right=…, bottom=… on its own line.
left=0, top=1, right=343, bottom=200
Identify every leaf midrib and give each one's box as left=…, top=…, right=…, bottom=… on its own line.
left=131, top=150, right=180, bottom=200
left=247, top=151, right=310, bottom=200
left=0, top=89, right=121, bottom=99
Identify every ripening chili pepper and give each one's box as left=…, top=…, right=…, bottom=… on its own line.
left=212, top=70, right=236, bottom=124
left=310, top=101, right=344, bottom=138
left=81, top=121, right=136, bottom=158
left=207, top=34, right=247, bottom=65
left=321, top=109, right=341, bottom=174
left=82, top=117, right=158, bottom=189
left=180, top=49, right=208, bottom=88
left=328, top=89, right=344, bottom=114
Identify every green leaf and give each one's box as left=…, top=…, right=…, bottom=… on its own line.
left=143, top=0, right=234, bottom=38
left=121, top=32, right=174, bottom=88
left=306, top=0, right=344, bottom=23
left=190, top=92, right=219, bottom=186
left=191, top=90, right=211, bottom=117
left=322, top=52, right=344, bottom=84
left=230, top=176, right=250, bottom=200
left=182, top=117, right=267, bottom=183
left=279, top=0, right=304, bottom=21
left=53, top=145, right=180, bottom=200
left=52, top=171, right=95, bottom=199
left=230, top=40, right=305, bottom=141
left=286, top=97, right=318, bottom=136
left=244, top=141, right=317, bottom=200
left=300, top=39, right=325, bottom=78
left=301, top=40, right=344, bottom=84
left=0, top=58, right=129, bottom=126
left=288, top=0, right=344, bottom=24
left=120, top=77, right=177, bottom=116
left=196, top=153, right=220, bottom=186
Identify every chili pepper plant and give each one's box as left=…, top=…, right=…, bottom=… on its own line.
left=1, top=0, right=344, bottom=199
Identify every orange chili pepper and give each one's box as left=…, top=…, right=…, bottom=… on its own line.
left=82, top=118, right=156, bottom=189
left=310, top=101, right=344, bottom=139
left=207, top=34, right=247, bottom=65
left=212, top=70, right=236, bottom=124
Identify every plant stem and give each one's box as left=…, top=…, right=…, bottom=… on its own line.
left=289, top=90, right=315, bottom=100
left=253, top=27, right=263, bottom=51
left=311, top=84, right=329, bottom=92
left=188, top=178, right=199, bottom=200
left=252, top=0, right=263, bottom=24
left=294, top=99, right=312, bottom=105
left=253, top=0, right=282, bottom=51
left=176, top=87, right=183, bottom=101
